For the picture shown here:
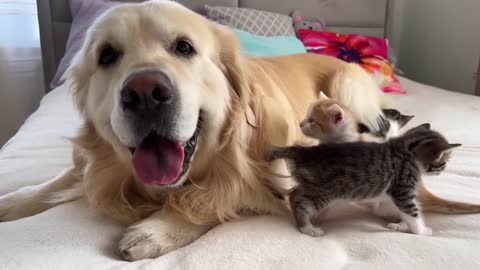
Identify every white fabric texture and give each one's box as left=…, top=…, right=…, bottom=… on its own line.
left=1, top=77, right=480, bottom=269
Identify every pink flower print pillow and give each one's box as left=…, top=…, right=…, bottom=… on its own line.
left=298, top=29, right=406, bottom=94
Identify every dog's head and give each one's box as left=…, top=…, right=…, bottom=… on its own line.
left=67, top=0, right=249, bottom=187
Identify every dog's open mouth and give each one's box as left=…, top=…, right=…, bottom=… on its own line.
left=129, top=118, right=201, bottom=186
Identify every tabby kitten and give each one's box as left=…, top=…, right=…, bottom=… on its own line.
left=269, top=123, right=461, bottom=236
left=300, top=92, right=416, bottom=219
left=300, top=92, right=414, bottom=143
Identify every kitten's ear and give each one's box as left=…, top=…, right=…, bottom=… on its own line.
left=433, top=142, right=462, bottom=159
left=399, top=114, right=415, bottom=127
left=418, top=123, right=431, bottom=129
left=448, top=143, right=462, bottom=149
left=318, top=91, right=329, bottom=100
left=327, top=104, right=344, bottom=125
left=406, top=122, right=430, bottom=136
left=435, top=143, right=461, bottom=156
left=382, top=108, right=399, bottom=119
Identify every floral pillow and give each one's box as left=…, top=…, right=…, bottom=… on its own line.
left=297, top=29, right=406, bottom=94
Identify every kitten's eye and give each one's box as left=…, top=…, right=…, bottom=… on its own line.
left=432, top=162, right=446, bottom=169
left=307, top=118, right=314, bottom=124
left=98, top=44, right=122, bottom=67
left=175, top=39, right=195, bottom=56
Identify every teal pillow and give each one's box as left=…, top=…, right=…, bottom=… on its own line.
left=232, top=29, right=306, bottom=57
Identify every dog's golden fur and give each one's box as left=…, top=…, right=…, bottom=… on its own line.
left=1, top=0, right=480, bottom=261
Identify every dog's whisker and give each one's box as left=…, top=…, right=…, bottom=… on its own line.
left=188, top=176, right=207, bottom=190
left=195, top=126, right=208, bottom=140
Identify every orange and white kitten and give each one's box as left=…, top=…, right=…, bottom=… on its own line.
left=300, top=91, right=381, bottom=143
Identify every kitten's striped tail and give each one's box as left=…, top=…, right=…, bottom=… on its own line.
left=418, top=184, right=480, bottom=214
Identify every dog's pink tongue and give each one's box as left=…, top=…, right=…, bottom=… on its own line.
left=132, top=136, right=184, bottom=185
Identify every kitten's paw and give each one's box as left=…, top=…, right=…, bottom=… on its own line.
left=422, top=227, right=433, bottom=236
left=412, top=226, right=432, bottom=236
left=387, top=222, right=409, bottom=232
left=299, top=225, right=325, bottom=237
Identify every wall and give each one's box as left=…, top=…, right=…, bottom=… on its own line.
left=389, top=0, right=480, bottom=95
left=0, top=0, right=44, bottom=146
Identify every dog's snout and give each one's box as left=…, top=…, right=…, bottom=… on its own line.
left=121, top=72, right=173, bottom=111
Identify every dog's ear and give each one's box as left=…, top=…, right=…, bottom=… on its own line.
left=213, top=25, right=250, bottom=105
left=63, top=39, right=95, bottom=115
left=213, top=25, right=256, bottom=126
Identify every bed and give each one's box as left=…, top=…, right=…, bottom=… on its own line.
left=1, top=0, right=480, bottom=269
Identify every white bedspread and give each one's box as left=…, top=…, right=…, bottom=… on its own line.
left=1, top=77, right=479, bottom=270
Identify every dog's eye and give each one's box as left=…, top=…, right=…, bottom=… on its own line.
left=98, top=44, right=122, bottom=67
left=175, top=39, right=195, bottom=56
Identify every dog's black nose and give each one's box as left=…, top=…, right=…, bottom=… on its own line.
left=121, top=71, right=173, bottom=111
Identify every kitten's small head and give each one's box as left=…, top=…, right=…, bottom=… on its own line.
left=299, top=92, right=355, bottom=141
left=405, top=123, right=461, bottom=175
left=358, top=109, right=414, bottom=139
left=383, top=109, right=415, bottom=128
left=403, top=123, right=431, bottom=136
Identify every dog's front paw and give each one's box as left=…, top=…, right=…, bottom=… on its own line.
left=0, top=190, right=33, bottom=222
left=0, top=197, right=14, bottom=222
left=118, top=210, right=211, bottom=261
left=119, top=226, right=176, bottom=261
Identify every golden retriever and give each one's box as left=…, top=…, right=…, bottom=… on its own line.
left=1, top=0, right=479, bottom=261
